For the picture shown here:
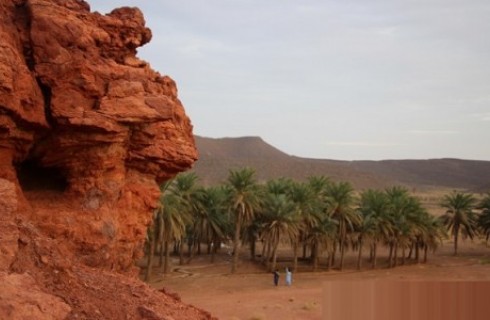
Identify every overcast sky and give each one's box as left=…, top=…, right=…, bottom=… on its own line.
left=90, top=1, right=490, bottom=161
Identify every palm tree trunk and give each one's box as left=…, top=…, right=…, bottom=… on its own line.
left=187, top=238, right=192, bottom=257
left=454, top=224, right=459, bottom=256
left=401, top=246, right=406, bottom=265
left=164, top=240, right=170, bottom=274
left=144, top=235, right=156, bottom=282
left=271, top=239, right=279, bottom=272
left=357, top=238, right=363, bottom=271
left=187, top=239, right=198, bottom=264
left=423, top=245, right=428, bottom=263
left=231, top=219, right=241, bottom=273
left=265, top=240, right=272, bottom=269
left=388, top=242, right=394, bottom=267
left=159, top=241, right=165, bottom=268
left=301, top=231, right=307, bottom=259
left=261, top=240, right=267, bottom=264
left=327, top=250, right=333, bottom=271
left=293, top=241, right=298, bottom=272
left=210, top=239, right=216, bottom=263
left=339, top=238, right=345, bottom=271
left=310, top=242, right=316, bottom=265
left=313, top=243, right=319, bottom=271
left=250, top=236, right=256, bottom=261
left=157, top=212, right=164, bottom=267
left=415, top=242, right=420, bottom=263
left=408, top=243, right=413, bottom=259
left=393, top=242, right=398, bottom=268
left=372, top=242, right=377, bottom=269
left=179, top=240, right=185, bottom=265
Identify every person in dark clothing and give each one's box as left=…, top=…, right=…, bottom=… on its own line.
left=273, top=269, right=280, bottom=286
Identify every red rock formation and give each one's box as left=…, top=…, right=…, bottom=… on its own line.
left=0, top=0, right=208, bottom=318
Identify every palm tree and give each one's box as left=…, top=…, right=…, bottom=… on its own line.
left=199, top=186, right=230, bottom=262
left=265, top=177, right=293, bottom=195
left=227, top=168, right=262, bottom=273
left=260, top=193, right=301, bottom=271
left=146, top=180, right=175, bottom=281
left=404, top=203, right=430, bottom=265
left=306, top=215, right=338, bottom=271
left=440, top=191, right=478, bottom=255
left=326, top=181, right=360, bottom=270
left=356, top=192, right=381, bottom=270
left=287, top=181, right=317, bottom=271
left=168, top=172, right=202, bottom=264
left=477, top=193, right=490, bottom=245
left=144, top=213, right=157, bottom=282
left=357, top=189, right=392, bottom=269
left=158, top=192, right=190, bottom=273
left=419, top=214, right=445, bottom=263
left=155, top=180, right=174, bottom=268
left=385, top=187, right=428, bottom=267
left=307, top=176, right=331, bottom=200
left=300, top=176, right=330, bottom=260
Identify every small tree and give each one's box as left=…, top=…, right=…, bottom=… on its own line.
left=227, top=168, right=262, bottom=273
left=477, top=193, right=490, bottom=245
left=440, top=192, right=478, bottom=255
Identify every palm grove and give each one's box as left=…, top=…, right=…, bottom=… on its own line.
left=144, top=168, right=490, bottom=280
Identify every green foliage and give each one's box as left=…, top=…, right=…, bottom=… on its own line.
left=144, top=167, right=486, bottom=277
left=477, top=193, right=490, bottom=243
left=439, top=191, right=479, bottom=255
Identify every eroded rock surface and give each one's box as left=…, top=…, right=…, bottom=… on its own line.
left=0, top=0, right=206, bottom=319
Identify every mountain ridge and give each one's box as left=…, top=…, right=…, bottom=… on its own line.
left=191, top=136, right=490, bottom=191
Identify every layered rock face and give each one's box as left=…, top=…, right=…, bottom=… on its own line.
left=0, top=0, right=207, bottom=318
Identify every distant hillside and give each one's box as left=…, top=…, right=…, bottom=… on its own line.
left=190, top=136, right=490, bottom=191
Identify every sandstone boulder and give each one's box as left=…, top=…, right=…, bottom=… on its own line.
left=0, top=0, right=208, bottom=318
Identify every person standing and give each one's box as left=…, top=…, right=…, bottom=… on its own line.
left=285, top=267, right=292, bottom=286
left=273, top=269, right=280, bottom=286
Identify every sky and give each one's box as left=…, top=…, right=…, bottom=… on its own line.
left=90, top=1, right=490, bottom=161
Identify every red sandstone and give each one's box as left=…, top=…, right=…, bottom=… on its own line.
left=0, top=0, right=209, bottom=318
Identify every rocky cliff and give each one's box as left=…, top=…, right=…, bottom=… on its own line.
left=0, top=0, right=208, bottom=318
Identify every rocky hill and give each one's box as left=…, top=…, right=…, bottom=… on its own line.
left=0, top=1, right=212, bottom=319
left=192, top=136, right=490, bottom=191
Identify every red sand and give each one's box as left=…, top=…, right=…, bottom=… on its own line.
left=146, top=240, right=490, bottom=320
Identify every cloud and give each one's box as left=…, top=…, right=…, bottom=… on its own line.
left=468, top=112, right=490, bottom=122
left=408, top=130, right=459, bottom=135
left=90, top=0, right=490, bottom=161
left=478, top=114, right=490, bottom=121
left=324, top=141, right=400, bottom=147
left=175, top=37, right=235, bottom=58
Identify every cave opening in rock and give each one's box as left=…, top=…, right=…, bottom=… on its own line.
left=16, top=158, right=68, bottom=192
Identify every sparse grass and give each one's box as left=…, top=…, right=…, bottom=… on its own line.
left=479, top=258, right=490, bottom=265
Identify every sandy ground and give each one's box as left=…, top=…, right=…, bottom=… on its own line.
left=145, top=240, right=490, bottom=320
